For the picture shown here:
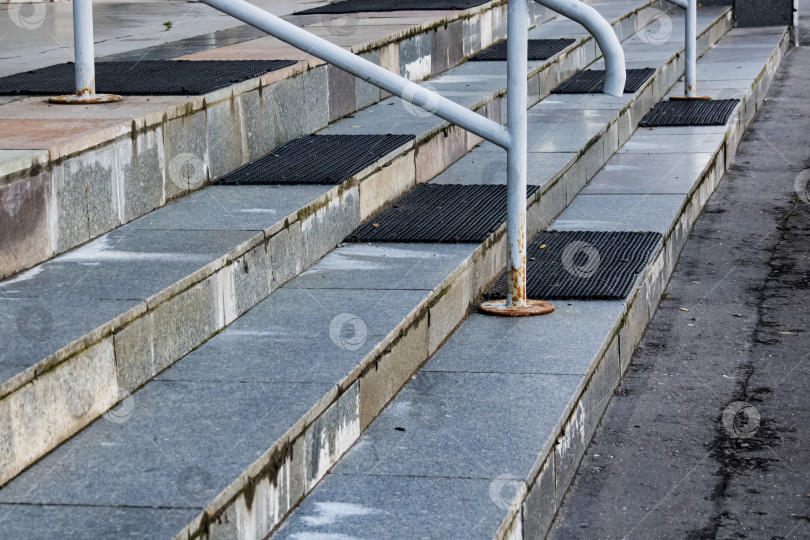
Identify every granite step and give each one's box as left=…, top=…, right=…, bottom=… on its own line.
left=0, top=6, right=738, bottom=539
left=271, top=25, right=790, bottom=540
left=0, top=0, right=680, bottom=492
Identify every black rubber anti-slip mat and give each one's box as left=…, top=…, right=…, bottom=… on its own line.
left=552, top=68, right=656, bottom=94
left=486, top=230, right=662, bottom=300
left=217, top=134, right=415, bottom=185
left=346, top=184, right=541, bottom=243
left=296, top=0, right=489, bottom=14
left=640, top=99, right=740, bottom=127
left=0, top=60, right=298, bottom=96
left=469, top=39, right=575, bottom=61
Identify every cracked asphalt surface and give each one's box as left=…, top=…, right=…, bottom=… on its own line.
left=547, top=17, right=810, bottom=540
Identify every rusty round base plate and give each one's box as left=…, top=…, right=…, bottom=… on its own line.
left=49, top=93, right=123, bottom=104
left=479, top=299, right=555, bottom=317
left=669, top=95, right=712, bottom=101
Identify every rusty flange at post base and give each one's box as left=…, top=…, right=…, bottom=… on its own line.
left=49, top=93, right=123, bottom=104
left=479, top=299, right=555, bottom=317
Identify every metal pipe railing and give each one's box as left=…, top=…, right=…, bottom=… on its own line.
left=202, top=0, right=511, bottom=149
left=666, top=0, right=698, bottom=97
left=49, top=0, right=120, bottom=103
left=533, top=0, right=627, bottom=96
left=505, top=0, right=531, bottom=308
left=56, top=0, right=625, bottom=315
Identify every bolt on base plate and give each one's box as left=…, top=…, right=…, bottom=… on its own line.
left=49, top=93, right=123, bottom=104
left=479, top=299, right=555, bottom=317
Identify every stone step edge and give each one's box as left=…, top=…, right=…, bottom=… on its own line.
left=0, top=0, right=555, bottom=281
left=496, top=27, right=791, bottom=540
left=0, top=0, right=683, bottom=487
left=165, top=19, right=733, bottom=540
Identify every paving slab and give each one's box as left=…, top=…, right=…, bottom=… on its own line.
left=0, top=296, right=141, bottom=372
left=618, top=131, right=726, bottom=153
left=329, top=371, right=580, bottom=479
left=0, top=379, right=333, bottom=509
left=582, top=152, right=714, bottom=194
left=431, top=150, right=577, bottom=186
left=553, top=193, right=686, bottom=233
left=274, top=475, right=500, bottom=539
left=287, top=243, right=477, bottom=290
left=0, top=228, right=256, bottom=301
left=158, top=287, right=430, bottom=384
left=130, top=185, right=332, bottom=231
left=0, top=505, right=199, bottom=540
left=424, top=303, right=625, bottom=375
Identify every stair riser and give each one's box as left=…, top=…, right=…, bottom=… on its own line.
left=171, top=14, right=735, bottom=540
left=0, top=0, right=563, bottom=281
left=0, top=0, right=674, bottom=490
left=501, top=28, right=790, bottom=540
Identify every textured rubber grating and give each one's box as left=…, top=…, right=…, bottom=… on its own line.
left=470, top=39, right=575, bottom=61
left=0, top=60, right=298, bottom=96
left=640, top=99, right=740, bottom=127
left=486, top=231, right=662, bottom=300
left=346, top=184, right=541, bottom=243
left=296, top=0, right=489, bottom=14
left=216, top=135, right=415, bottom=185
left=552, top=68, right=655, bottom=94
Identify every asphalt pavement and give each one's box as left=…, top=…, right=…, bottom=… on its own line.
left=547, top=14, right=810, bottom=540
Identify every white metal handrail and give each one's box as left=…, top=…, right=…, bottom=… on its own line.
left=666, top=0, right=698, bottom=97
left=54, top=0, right=627, bottom=315
left=534, top=0, right=627, bottom=96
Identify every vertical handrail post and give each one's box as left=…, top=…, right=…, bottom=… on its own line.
left=685, top=0, right=697, bottom=96
left=50, top=0, right=121, bottom=104
left=506, top=0, right=529, bottom=308
left=73, top=0, right=95, bottom=96
left=481, top=0, right=555, bottom=316
left=666, top=0, right=700, bottom=97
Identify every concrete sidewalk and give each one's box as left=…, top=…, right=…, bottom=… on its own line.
left=547, top=8, right=810, bottom=540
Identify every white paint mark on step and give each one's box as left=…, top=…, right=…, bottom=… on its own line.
left=300, top=502, right=378, bottom=527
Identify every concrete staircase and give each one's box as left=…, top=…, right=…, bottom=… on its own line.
left=0, top=0, right=686, bottom=491
left=272, top=24, right=789, bottom=539
left=0, top=1, right=790, bottom=539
